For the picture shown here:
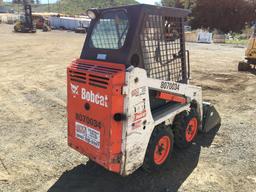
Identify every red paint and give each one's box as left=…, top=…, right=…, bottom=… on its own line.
left=67, top=59, right=125, bottom=173
left=156, top=92, right=187, bottom=104
left=185, top=117, right=198, bottom=142
left=154, top=136, right=171, bottom=165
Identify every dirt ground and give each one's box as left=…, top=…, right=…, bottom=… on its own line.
left=0, top=23, right=255, bottom=192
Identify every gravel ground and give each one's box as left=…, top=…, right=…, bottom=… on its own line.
left=0, top=24, right=255, bottom=192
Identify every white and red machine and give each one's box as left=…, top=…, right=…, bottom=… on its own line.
left=67, top=4, right=221, bottom=176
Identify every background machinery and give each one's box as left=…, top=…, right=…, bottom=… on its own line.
left=67, top=4, right=221, bottom=176
left=75, top=21, right=88, bottom=33
left=32, top=14, right=51, bottom=32
left=14, top=0, right=36, bottom=33
left=238, top=24, right=256, bottom=71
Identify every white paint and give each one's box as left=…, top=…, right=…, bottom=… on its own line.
left=120, top=67, right=203, bottom=175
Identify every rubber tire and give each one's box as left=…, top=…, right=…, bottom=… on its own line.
left=173, top=109, right=199, bottom=149
left=238, top=61, right=250, bottom=71
left=143, top=125, right=174, bottom=171
left=14, top=25, right=19, bottom=32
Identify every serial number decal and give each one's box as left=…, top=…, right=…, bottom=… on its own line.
left=76, top=113, right=102, bottom=128
left=75, top=122, right=100, bottom=149
left=160, top=81, right=180, bottom=91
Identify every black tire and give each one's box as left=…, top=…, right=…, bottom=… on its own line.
left=238, top=61, right=250, bottom=71
left=14, top=25, right=19, bottom=32
left=173, top=109, right=199, bottom=149
left=143, top=124, right=174, bottom=171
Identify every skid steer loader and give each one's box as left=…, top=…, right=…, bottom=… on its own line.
left=67, top=4, right=221, bottom=176
left=238, top=24, right=256, bottom=71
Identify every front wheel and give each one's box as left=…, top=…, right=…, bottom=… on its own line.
left=143, top=125, right=174, bottom=171
left=173, top=110, right=199, bottom=149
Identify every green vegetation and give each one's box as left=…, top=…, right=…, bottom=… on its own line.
left=161, top=0, right=196, bottom=9
left=4, top=0, right=138, bottom=15
left=49, top=0, right=138, bottom=15
left=225, top=39, right=248, bottom=46
left=225, top=28, right=252, bottom=45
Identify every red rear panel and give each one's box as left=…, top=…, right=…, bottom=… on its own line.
left=67, top=59, right=125, bottom=173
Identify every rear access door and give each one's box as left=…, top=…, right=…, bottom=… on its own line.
left=67, top=59, right=125, bottom=173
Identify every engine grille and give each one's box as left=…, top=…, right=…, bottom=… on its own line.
left=69, top=61, right=122, bottom=89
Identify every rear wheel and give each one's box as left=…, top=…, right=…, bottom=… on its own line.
left=14, top=25, right=19, bottom=32
left=173, top=110, right=199, bottom=149
left=143, top=125, right=174, bottom=171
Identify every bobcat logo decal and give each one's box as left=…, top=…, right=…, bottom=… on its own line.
left=71, top=83, right=79, bottom=95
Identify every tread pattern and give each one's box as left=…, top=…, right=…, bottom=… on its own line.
left=143, top=124, right=174, bottom=171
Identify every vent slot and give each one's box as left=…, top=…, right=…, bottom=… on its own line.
left=73, top=63, right=121, bottom=75
left=96, top=66, right=122, bottom=72
left=88, top=74, right=109, bottom=89
left=89, top=74, right=109, bottom=81
left=70, top=74, right=86, bottom=80
left=69, top=70, right=86, bottom=75
left=71, top=78, right=86, bottom=83
left=69, top=70, right=86, bottom=84
left=89, top=78, right=108, bottom=85
left=89, top=69, right=113, bottom=74
left=77, top=63, right=94, bottom=67
left=89, top=83, right=107, bottom=89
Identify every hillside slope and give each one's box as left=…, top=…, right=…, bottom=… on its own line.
left=3, top=0, right=138, bottom=15
left=48, top=0, right=138, bottom=15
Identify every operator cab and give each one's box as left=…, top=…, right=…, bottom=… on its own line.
left=81, top=4, right=190, bottom=84
left=80, top=4, right=190, bottom=110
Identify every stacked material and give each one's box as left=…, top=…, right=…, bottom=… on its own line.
left=0, top=14, right=19, bottom=24
left=197, top=30, right=213, bottom=44
left=213, top=34, right=225, bottom=43
left=32, top=12, right=64, bottom=17
left=49, top=16, right=91, bottom=30
left=185, top=31, right=198, bottom=42
left=185, top=30, right=213, bottom=43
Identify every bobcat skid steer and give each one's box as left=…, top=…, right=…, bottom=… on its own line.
left=67, top=4, right=221, bottom=176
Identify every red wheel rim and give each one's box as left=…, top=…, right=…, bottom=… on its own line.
left=154, top=136, right=171, bottom=165
left=185, top=117, right=198, bottom=142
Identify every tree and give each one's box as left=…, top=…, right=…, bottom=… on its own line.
left=190, top=0, right=255, bottom=33
left=12, top=0, right=23, bottom=3
left=161, top=0, right=196, bottom=9
left=12, top=0, right=35, bottom=4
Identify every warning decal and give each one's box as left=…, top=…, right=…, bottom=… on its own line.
left=75, top=122, right=100, bottom=149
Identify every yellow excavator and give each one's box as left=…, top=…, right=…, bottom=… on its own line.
left=238, top=25, right=256, bottom=71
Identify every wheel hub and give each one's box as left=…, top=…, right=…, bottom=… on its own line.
left=154, top=136, right=171, bottom=165
left=185, top=117, right=198, bottom=142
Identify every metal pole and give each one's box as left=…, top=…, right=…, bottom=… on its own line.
left=48, top=0, right=50, bottom=12
left=58, top=0, right=60, bottom=13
